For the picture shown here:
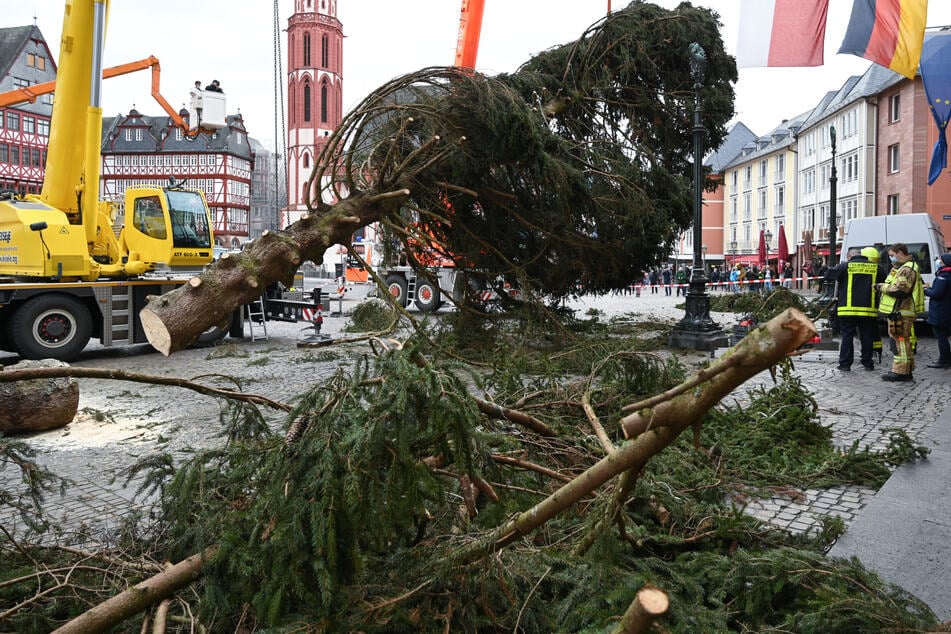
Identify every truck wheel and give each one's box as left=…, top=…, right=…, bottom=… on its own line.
left=13, top=295, right=92, bottom=361
left=414, top=279, right=441, bottom=312
left=191, top=325, right=228, bottom=348
left=385, top=275, right=409, bottom=308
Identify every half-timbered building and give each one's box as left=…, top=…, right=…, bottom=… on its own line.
left=0, top=24, right=56, bottom=195
left=100, top=109, right=254, bottom=249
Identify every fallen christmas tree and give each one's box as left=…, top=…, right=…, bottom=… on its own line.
left=1, top=309, right=939, bottom=632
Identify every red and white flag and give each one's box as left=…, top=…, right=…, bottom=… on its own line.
left=737, top=0, right=830, bottom=68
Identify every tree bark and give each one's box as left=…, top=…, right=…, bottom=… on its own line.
left=51, top=547, right=217, bottom=634
left=140, top=192, right=406, bottom=356
left=0, top=360, right=78, bottom=434
left=452, top=308, right=816, bottom=565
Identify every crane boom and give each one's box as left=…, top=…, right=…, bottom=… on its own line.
left=0, top=56, right=214, bottom=138
left=454, top=0, right=485, bottom=70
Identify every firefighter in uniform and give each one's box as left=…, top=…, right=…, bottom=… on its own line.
left=825, top=247, right=883, bottom=371
left=876, top=242, right=924, bottom=382
left=861, top=247, right=886, bottom=363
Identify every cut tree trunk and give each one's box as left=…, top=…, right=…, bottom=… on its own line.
left=0, top=359, right=78, bottom=434
left=140, top=192, right=407, bottom=356
left=613, top=586, right=669, bottom=634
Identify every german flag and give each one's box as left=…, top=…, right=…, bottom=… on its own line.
left=839, top=0, right=928, bottom=79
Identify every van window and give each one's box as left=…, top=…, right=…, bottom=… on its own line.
left=857, top=243, right=932, bottom=274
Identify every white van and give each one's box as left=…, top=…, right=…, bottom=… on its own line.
left=839, top=213, right=947, bottom=286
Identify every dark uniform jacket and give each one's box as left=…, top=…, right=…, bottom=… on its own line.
left=825, top=255, right=883, bottom=317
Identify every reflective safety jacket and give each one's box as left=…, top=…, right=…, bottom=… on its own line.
left=879, top=260, right=924, bottom=317
left=832, top=257, right=880, bottom=317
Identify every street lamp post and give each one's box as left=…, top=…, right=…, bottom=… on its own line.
left=730, top=240, right=738, bottom=268
left=821, top=125, right=838, bottom=301
left=701, top=244, right=708, bottom=273
left=669, top=43, right=728, bottom=351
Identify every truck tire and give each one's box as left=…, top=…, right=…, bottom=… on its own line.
left=414, top=278, right=441, bottom=312
left=192, top=325, right=229, bottom=348
left=12, top=294, right=92, bottom=361
left=385, top=274, right=409, bottom=308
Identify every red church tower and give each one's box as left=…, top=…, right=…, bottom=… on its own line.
left=283, top=0, right=343, bottom=229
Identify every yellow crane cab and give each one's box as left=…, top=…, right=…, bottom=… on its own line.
left=120, top=180, right=215, bottom=271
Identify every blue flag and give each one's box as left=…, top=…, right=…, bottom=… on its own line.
left=920, top=30, right=951, bottom=185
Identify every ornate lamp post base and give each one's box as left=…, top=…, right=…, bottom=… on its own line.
left=668, top=274, right=729, bottom=351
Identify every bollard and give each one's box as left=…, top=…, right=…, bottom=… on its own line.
left=636, top=285, right=641, bottom=297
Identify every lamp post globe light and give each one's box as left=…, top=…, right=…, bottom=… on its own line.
left=765, top=229, right=773, bottom=261
left=669, top=43, right=728, bottom=351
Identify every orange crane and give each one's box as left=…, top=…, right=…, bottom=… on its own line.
left=0, top=56, right=222, bottom=136
left=454, top=0, right=486, bottom=70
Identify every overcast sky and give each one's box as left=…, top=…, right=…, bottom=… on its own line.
left=8, top=1, right=951, bottom=152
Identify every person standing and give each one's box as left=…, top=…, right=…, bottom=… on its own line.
left=675, top=266, right=687, bottom=296
left=876, top=243, right=924, bottom=382
left=924, top=253, right=951, bottom=368
left=824, top=247, right=883, bottom=372
left=662, top=266, right=672, bottom=296
left=189, top=80, right=204, bottom=126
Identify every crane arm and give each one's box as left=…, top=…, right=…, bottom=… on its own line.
left=0, top=55, right=202, bottom=137
left=454, top=0, right=486, bottom=70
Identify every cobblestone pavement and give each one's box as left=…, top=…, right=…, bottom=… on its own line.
left=2, top=289, right=950, bottom=549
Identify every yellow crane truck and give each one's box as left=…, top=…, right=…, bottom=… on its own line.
left=0, top=0, right=314, bottom=360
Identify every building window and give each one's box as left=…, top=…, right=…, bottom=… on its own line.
left=775, top=154, right=785, bottom=181
left=744, top=165, right=752, bottom=189
left=12, top=77, right=29, bottom=89
left=743, top=192, right=751, bottom=220
left=304, top=33, right=311, bottom=66
left=758, top=190, right=767, bottom=217
left=32, top=149, right=40, bottom=167
left=27, top=53, right=46, bottom=69
left=23, top=117, right=35, bottom=134
left=759, top=159, right=767, bottom=185
left=887, top=194, right=899, bottom=215
left=0, top=144, right=7, bottom=163
left=125, top=129, right=132, bottom=141
left=11, top=147, right=19, bottom=165
left=135, top=129, right=143, bottom=142
left=843, top=153, right=859, bottom=183
left=6, top=112, right=19, bottom=131
left=842, top=198, right=858, bottom=222
left=37, top=119, right=49, bottom=136
left=775, top=184, right=785, bottom=213
left=320, top=82, right=328, bottom=123
left=842, top=109, right=858, bottom=138
left=889, top=94, right=900, bottom=123
left=175, top=128, right=183, bottom=141
left=731, top=170, right=737, bottom=187
left=820, top=164, right=830, bottom=190
left=303, top=82, right=311, bottom=122
left=321, top=34, right=329, bottom=67
left=804, top=168, right=816, bottom=194
left=888, top=143, right=900, bottom=173
left=804, top=133, right=815, bottom=156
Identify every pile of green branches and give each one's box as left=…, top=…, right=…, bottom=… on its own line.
left=0, top=332, right=937, bottom=632
left=710, top=287, right=823, bottom=322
